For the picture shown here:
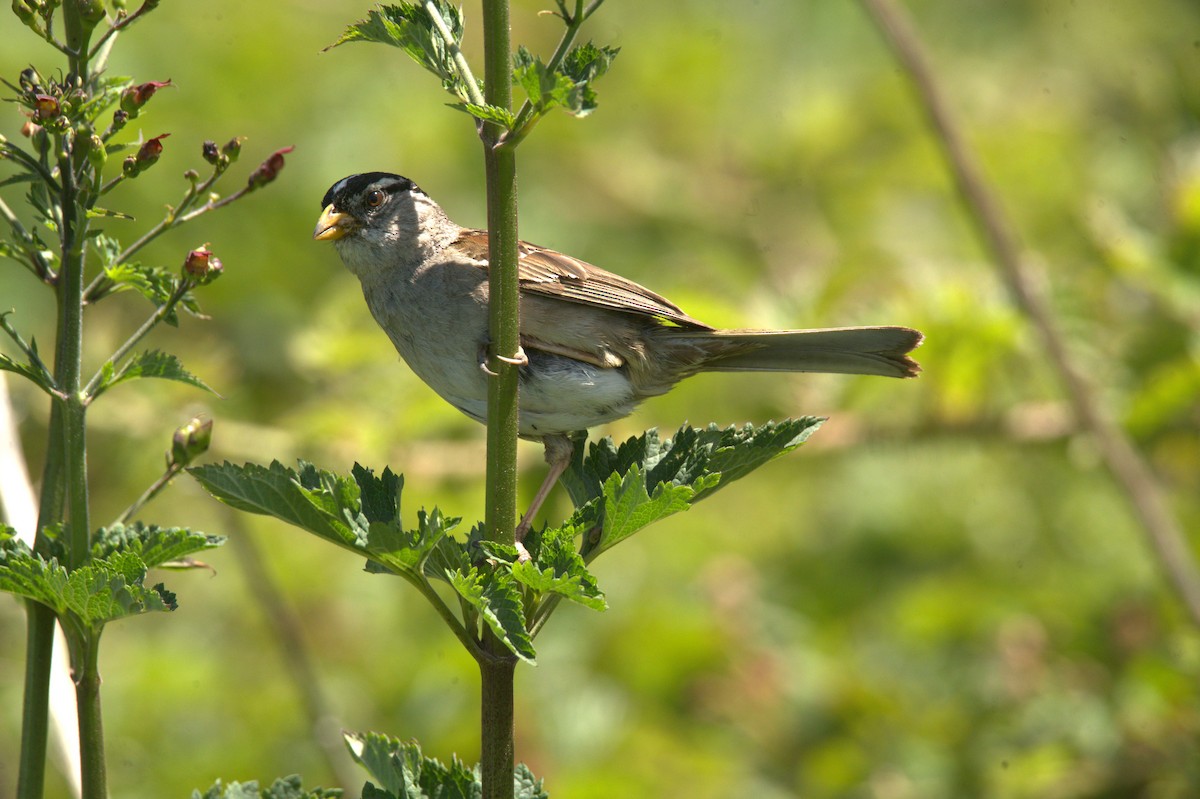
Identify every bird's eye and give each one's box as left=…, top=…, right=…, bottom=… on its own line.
left=365, top=189, right=386, bottom=208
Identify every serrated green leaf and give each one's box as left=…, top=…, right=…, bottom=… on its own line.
left=557, top=420, right=821, bottom=558
left=327, top=3, right=472, bottom=103
left=91, top=349, right=217, bottom=399
left=595, top=464, right=707, bottom=557
left=449, top=567, right=536, bottom=663
left=0, top=534, right=177, bottom=633
left=189, top=461, right=458, bottom=581
left=452, top=102, right=516, bottom=128
left=558, top=42, right=619, bottom=117
left=503, top=525, right=606, bottom=611
left=91, top=522, right=224, bottom=568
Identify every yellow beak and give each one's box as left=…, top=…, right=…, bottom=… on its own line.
left=313, top=204, right=355, bottom=241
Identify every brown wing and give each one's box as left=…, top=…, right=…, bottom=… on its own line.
left=453, top=229, right=713, bottom=330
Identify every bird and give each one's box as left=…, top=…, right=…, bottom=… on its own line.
left=314, top=171, right=923, bottom=537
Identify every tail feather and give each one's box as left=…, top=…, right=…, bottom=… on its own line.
left=662, top=326, right=923, bottom=379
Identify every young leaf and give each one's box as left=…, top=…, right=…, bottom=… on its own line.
left=558, top=42, right=619, bottom=117
left=449, top=566, right=536, bottom=663
left=500, top=525, right=606, bottom=611
left=90, top=349, right=218, bottom=399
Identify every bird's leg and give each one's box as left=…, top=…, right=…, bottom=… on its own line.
left=478, top=341, right=529, bottom=376
left=515, top=434, right=574, bottom=544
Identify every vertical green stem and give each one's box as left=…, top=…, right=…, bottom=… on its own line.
left=478, top=655, right=517, bottom=799
left=17, top=401, right=67, bottom=799
left=74, top=633, right=106, bottom=799
left=480, top=1, right=519, bottom=797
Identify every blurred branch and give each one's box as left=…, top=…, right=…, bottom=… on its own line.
left=860, top=0, right=1200, bottom=626
left=227, top=518, right=361, bottom=794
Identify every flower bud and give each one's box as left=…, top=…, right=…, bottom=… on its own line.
left=21, top=120, right=42, bottom=138
left=86, top=133, right=105, bottom=169
left=19, top=67, right=42, bottom=92
left=201, top=139, right=220, bottom=165
left=183, top=168, right=199, bottom=183
left=170, top=416, right=213, bottom=468
left=221, top=136, right=244, bottom=162
left=135, top=132, right=169, bottom=167
left=247, top=145, right=294, bottom=189
left=182, top=244, right=223, bottom=285
left=77, top=0, right=105, bottom=24
left=119, top=79, right=171, bottom=115
left=122, top=154, right=137, bottom=177
left=33, top=94, right=59, bottom=121
left=12, top=0, right=37, bottom=25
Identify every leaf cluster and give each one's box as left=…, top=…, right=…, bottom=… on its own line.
left=327, top=2, right=617, bottom=146
left=347, top=733, right=547, bottom=799
left=0, top=523, right=223, bottom=639
left=189, top=420, right=820, bottom=664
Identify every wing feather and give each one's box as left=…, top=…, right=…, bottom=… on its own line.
left=452, top=230, right=712, bottom=330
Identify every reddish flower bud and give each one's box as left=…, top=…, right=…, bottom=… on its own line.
left=33, top=94, right=59, bottom=121
left=182, top=244, right=223, bottom=285
left=247, top=145, right=295, bottom=189
left=136, top=133, right=169, bottom=166
left=21, top=120, right=42, bottom=138
left=119, top=79, right=172, bottom=114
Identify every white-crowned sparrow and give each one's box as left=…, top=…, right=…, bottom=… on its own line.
left=314, top=171, right=923, bottom=533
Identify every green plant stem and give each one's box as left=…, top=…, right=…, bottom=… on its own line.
left=478, top=655, right=516, bottom=799
left=16, top=605, right=55, bottom=799
left=74, top=633, right=106, bottom=799
left=480, top=0, right=519, bottom=796
left=115, top=462, right=181, bottom=525
left=423, top=0, right=486, bottom=107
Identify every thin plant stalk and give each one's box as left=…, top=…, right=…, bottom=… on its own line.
left=479, top=0, right=520, bottom=796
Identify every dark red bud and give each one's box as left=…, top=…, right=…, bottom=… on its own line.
left=33, top=94, right=59, bottom=121
left=120, top=79, right=172, bottom=114
left=136, top=133, right=169, bottom=165
left=201, top=139, right=220, bottom=165
left=182, top=245, right=223, bottom=284
left=248, top=145, right=294, bottom=189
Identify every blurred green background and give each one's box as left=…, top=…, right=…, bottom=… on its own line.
left=2, top=1, right=1200, bottom=797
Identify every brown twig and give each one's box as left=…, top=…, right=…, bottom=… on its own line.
left=860, top=0, right=1200, bottom=625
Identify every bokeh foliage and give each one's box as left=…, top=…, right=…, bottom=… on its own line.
left=1, top=1, right=1198, bottom=797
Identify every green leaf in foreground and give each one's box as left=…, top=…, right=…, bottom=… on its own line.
left=191, top=775, right=342, bottom=799
left=552, top=420, right=822, bottom=559
left=188, top=461, right=459, bottom=580
left=346, top=732, right=548, bottom=799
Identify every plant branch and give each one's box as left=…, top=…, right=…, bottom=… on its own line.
left=501, top=0, right=605, bottom=148
left=480, top=0, right=520, bottom=796
left=82, top=278, right=194, bottom=399
left=0, top=188, right=57, bottom=282
left=860, top=0, right=1200, bottom=626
